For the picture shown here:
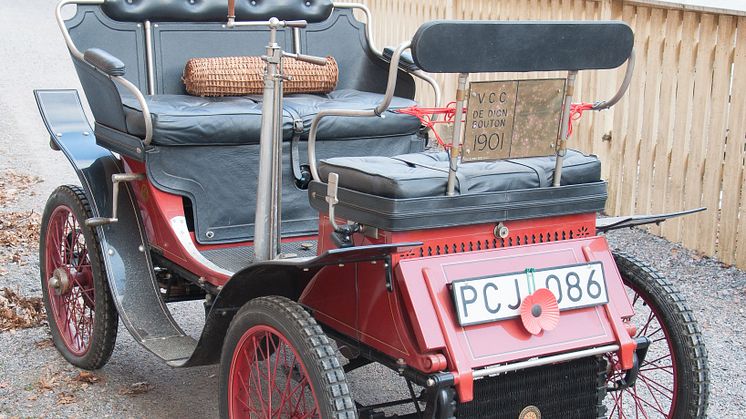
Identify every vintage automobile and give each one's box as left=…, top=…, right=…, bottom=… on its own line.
left=35, top=0, right=709, bottom=417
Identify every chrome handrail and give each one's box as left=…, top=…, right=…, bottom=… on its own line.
left=332, top=2, right=440, bottom=107
left=55, top=0, right=153, bottom=145
left=307, top=41, right=411, bottom=182
left=593, top=48, right=636, bottom=111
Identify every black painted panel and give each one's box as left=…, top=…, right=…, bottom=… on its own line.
left=411, top=21, right=634, bottom=73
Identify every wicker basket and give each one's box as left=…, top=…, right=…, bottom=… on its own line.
left=183, top=55, right=339, bottom=97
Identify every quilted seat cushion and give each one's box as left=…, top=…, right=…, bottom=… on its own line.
left=121, top=89, right=420, bottom=146
left=318, top=149, right=601, bottom=198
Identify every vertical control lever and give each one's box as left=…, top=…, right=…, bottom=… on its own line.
left=85, top=173, right=145, bottom=227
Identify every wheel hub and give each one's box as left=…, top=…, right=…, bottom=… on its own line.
left=48, top=267, right=72, bottom=295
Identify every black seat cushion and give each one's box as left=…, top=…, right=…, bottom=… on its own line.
left=318, top=149, right=601, bottom=198
left=282, top=90, right=422, bottom=139
left=121, top=89, right=420, bottom=146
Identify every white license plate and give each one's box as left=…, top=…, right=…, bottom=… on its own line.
left=451, top=262, right=608, bottom=326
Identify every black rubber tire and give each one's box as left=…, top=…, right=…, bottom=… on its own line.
left=39, top=185, right=118, bottom=370
left=219, top=296, right=356, bottom=419
left=613, top=252, right=709, bottom=418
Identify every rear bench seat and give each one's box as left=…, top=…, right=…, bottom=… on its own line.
left=318, top=149, right=601, bottom=198
left=308, top=150, right=609, bottom=231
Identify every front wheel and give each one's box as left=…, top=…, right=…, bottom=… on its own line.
left=219, top=296, right=356, bottom=419
left=39, top=185, right=118, bottom=369
left=605, top=252, right=709, bottom=418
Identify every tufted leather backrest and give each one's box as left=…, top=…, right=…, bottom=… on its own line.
left=100, top=0, right=334, bottom=23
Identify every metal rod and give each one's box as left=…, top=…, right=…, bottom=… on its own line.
left=446, top=73, right=468, bottom=196
left=292, top=27, right=301, bottom=54
left=553, top=70, right=577, bottom=187
left=253, top=21, right=283, bottom=261
left=472, top=344, right=620, bottom=379
left=308, top=41, right=410, bottom=182
left=332, top=2, right=440, bottom=106
left=271, top=56, right=284, bottom=257
left=594, top=49, right=635, bottom=111
left=55, top=0, right=105, bottom=60
left=332, top=2, right=381, bottom=55
left=112, top=76, right=153, bottom=145
left=144, top=20, right=155, bottom=95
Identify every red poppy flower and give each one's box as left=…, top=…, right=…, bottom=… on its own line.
left=519, top=288, right=560, bottom=335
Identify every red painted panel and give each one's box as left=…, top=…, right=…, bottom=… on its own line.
left=397, top=236, right=633, bottom=367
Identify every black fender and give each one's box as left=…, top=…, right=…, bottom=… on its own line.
left=174, top=242, right=420, bottom=367
left=596, top=208, right=706, bottom=233
left=34, top=89, right=197, bottom=363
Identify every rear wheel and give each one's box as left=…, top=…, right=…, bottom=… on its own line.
left=219, top=296, right=356, bottom=419
left=605, top=252, right=709, bottom=418
left=39, top=185, right=118, bottom=369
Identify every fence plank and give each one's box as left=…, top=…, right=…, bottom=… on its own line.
left=619, top=5, right=649, bottom=215
left=636, top=7, right=665, bottom=214
left=661, top=11, right=699, bottom=240
left=681, top=14, right=717, bottom=250
left=721, top=16, right=746, bottom=264
left=649, top=9, right=681, bottom=235
left=698, top=15, right=735, bottom=255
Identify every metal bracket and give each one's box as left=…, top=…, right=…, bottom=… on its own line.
left=608, top=336, right=650, bottom=391
left=85, top=173, right=144, bottom=227
left=325, top=172, right=360, bottom=248
left=384, top=254, right=393, bottom=292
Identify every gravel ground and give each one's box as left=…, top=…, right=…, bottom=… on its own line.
left=1, top=1, right=744, bottom=418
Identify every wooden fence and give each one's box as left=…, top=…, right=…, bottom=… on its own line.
left=355, top=0, right=746, bottom=269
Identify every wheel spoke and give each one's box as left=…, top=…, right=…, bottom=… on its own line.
left=228, top=320, right=326, bottom=419
left=604, top=260, right=684, bottom=419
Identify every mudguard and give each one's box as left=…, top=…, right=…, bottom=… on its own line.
left=596, top=207, right=706, bottom=232
left=174, top=242, right=420, bottom=367
left=34, top=89, right=197, bottom=363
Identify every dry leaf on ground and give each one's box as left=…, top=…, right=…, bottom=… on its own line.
left=74, top=371, right=100, bottom=384
left=0, top=211, right=41, bottom=264
left=119, top=381, right=153, bottom=395
left=34, top=338, right=54, bottom=349
left=56, top=391, right=76, bottom=405
left=37, top=372, right=60, bottom=392
left=0, top=170, right=43, bottom=206
left=0, top=288, right=46, bottom=332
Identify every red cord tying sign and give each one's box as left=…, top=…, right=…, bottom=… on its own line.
left=396, top=100, right=595, bottom=151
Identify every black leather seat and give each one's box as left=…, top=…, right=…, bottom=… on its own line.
left=318, top=149, right=601, bottom=198
left=122, top=89, right=421, bottom=147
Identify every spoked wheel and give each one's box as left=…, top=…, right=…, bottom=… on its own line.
left=605, top=252, right=709, bottom=418
left=220, top=296, right=356, bottom=419
left=40, top=185, right=118, bottom=369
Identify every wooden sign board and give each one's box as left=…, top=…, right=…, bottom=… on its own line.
left=462, top=79, right=566, bottom=162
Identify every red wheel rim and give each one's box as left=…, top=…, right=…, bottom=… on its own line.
left=228, top=325, right=321, bottom=419
left=45, top=205, right=95, bottom=357
left=606, top=282, right=678, bottom=418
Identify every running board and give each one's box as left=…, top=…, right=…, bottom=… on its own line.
left=34, top=89, right=196, bottom=365
left=596, top=207, right=705, bottom=233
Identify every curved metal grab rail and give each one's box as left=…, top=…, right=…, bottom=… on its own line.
left=55, top=0, right=154, bottom=145
left=332, top=2, right=441, bottom=107
left=307, top=41, right=411, bottom=182
left=592, top=48, right=635, bottom=111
